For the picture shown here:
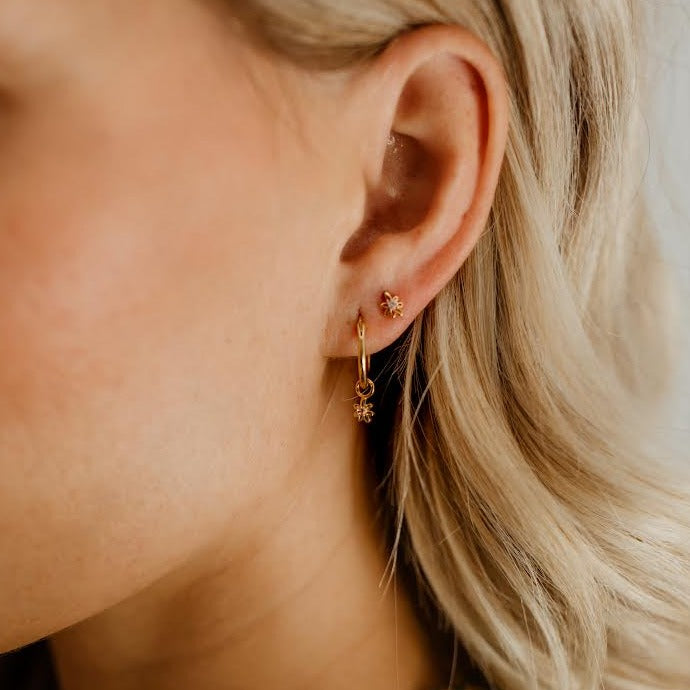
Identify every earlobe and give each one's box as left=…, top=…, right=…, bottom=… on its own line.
left=325, top=24, right=508, bottom=358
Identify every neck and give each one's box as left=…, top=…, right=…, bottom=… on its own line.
left=49, top=363, right=446, bottom=690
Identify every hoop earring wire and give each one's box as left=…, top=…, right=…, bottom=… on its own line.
left=353, top=313, right=375, bottom=424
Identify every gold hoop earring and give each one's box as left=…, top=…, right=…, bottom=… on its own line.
left=380, top=291, right=404, bottom=319
left=353, top=313, right=375, bottom=424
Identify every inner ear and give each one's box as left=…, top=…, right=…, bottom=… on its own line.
left=340, top=130, right=439, bottom=262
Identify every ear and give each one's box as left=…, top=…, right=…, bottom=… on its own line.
left=323, top=24, right=509, bottom=357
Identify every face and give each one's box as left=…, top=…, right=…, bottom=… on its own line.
left=0, top=0, right=358, bottom=651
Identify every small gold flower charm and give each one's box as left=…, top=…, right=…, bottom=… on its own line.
left=354, top=400, right=375, bottom=424
left=353, top=378, right=375, bottom=424
left=380, top=291, right=404, bottom=319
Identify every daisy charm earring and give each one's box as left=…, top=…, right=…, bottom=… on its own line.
left=353, top=313, right=375, bottom=424
left=380, top=291, right=404, bottom=318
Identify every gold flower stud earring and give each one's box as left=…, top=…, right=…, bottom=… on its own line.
left=353, top=313, right=375, bottom=424
left=380, top=291, right=404, bottom=319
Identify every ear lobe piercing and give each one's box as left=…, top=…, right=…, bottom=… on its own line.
left=380, top=291, right=404, bottom=319
left=353, top=290, right=404, bottom=424
left=354, top=313, right=375, bottom=424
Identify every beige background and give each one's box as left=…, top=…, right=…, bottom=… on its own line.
left=642, top=2, right=690, bottom=458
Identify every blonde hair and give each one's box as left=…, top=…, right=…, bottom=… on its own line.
left=224, top=1, right=690, bottom=688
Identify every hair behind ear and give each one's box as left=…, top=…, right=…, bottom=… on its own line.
left=225, top=1, right=690, bottom=688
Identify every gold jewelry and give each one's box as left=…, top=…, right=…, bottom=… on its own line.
left=353, top=313, right=375, bottom=424
left=380, top=291, right=404, bottom=318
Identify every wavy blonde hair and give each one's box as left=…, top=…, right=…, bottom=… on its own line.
left=222, top=1, right=690, bottom=688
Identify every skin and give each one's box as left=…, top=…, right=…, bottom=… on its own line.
left=0, top=1, right=508, bottom=689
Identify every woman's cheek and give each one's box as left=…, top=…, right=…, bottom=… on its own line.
left=0, top=193, right=233, bottom=654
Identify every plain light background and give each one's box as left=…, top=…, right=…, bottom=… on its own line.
left=642, top=2, right=689, bottom=457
